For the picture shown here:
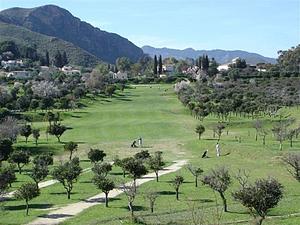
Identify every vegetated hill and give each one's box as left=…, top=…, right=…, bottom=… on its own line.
left=142, top=46, right=276, bottom=65
left=0, top=4, right=144, bottom=64
left=0, top=21, right=101, bottom=67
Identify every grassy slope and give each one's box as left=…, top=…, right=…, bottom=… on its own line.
left=0, top=84, right=299, bottom=225
left=0, top=21, right=101, bottom=67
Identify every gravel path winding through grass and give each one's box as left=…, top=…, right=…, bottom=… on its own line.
left=27, top=159, right=187, bottom=225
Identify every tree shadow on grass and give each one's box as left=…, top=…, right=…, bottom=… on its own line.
left=5, top=203, right=54, bottom=211
left=15, top=145, right=58, bottom=156
left=119, top=205, right=147, bottom=212
left=82, top=197, right=121, bottom=204
left=39, top=213, right=73, bottom=219
left=183, top=198, right=214, bottom=203
left=49, top=192, right=78, bottom=195
left=157, top=191, right=176, bottom=195
left=226, top=210, right=249, bottom=215
left=110, top=172, right=124, bottom=176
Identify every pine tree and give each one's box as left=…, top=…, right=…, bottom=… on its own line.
left=53, top=51, right=63, bottom=68
left=158, top=55, right=163, bottom=74
left=62, top=51, right=68, bottom=66
left=153, top=55, right=158, bottom=75
left=45, top=51, right=50, bottom=67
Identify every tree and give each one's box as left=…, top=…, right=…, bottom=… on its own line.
left=92, top=162, right=112, bottom=178
left=33, top=153, right=53, bottom=167
left=20, top=125, right=32, bottom=143
left=0, top=167, right=10, bottom=195
left=114, top=157, right=132, bottom=178
left=187, top=164, right=203, bottom=187
left=30, top=163, right=49, bottom=188
left=45, top=50, right=50, bottom=67
left=64, top=141, right=78, bottom=160
left=105, top=85, right=116, bottom=97
left=195, top=124, right=205, bottom=140
left=0, top=139, right=13, bottom=164
left=93, top=177, right=115, bottom=207
left=88, top=149, right=106, bottom=164
left=233, top=177, right=283, bottom=225
left=202, top=166, right=231, bottom=212
left=0, top=164, right=16, bottom=188
left=253, top=120, right=262, bottom=141
left=48, top=124, right=67, bottom=142
left=122, top=182, right=137, bottom=220
left=0, top=116, right=20, bottom=142
left=158, top=55, right=163, bottom=74
left=134, top=150, right=150, bottom=162
left=53, top=50, right=63, bottom=68
left=144, top=190, right=158, bottom=213
left=14, top=182, right=40, bottom=215
left=32, top=129, right=40, bottom=146
left=153, top=55, right=158, bottom=75
left=124, top=158, right=148, bottom=191
left=282, top=153, right=300, bottom=182
left=9, top=150, right=30, bottom=174
left=51, top=157, right=82, bottom=199
left=258, top=128, right=268, bottom=146
left=272, top=122, right=288, bottom=150
left=214, top=123, right=225, bottom=142
left=147, top=151, right=165, bottom=182
left=116, top=57, right=131, bottom=72
left=62, top=51, right=68, bottom=66
left=286, top=128, right=297, bottom=147
left=171, top=175, right=184, bottom=200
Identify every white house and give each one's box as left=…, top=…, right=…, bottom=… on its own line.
left=6, top=71, right=31, bottom=79
left=113, top=71, right=128, bottom=80
left=1, top=60, right=24, bottom=70
left=61, top=66, right=81, bottom=75
left=162, top=64, right=175, bottom=73
left=217, top=57, right=241, bottom=71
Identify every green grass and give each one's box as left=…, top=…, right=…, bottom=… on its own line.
left=1, top=84, right=300, bottom=225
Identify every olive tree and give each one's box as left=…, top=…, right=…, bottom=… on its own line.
left=29, top=163, right=49, bottom=188
left=92, top=162, right=112, bottom=178
left=0, top=139, right=13, bottom=165
left=93, top=177, right=115, bottom=207
left=124, top=158, right=148, bottom=191
left=47, top=123, right=67, bottom=142
left=9, top=150, right=30, bottom=174
left=187, top=164, right=203, bottom=187
left=33, top=153, right=53, bottom=166
left=233, top=177, right=283, bottom=225
left=147, top=151, right=165, bottom=182
left=202, top=166, right=231, bottom=212
left=122, top=182, right=137, bottom=220
left=14, top=182, right=40, bottom=215
left=144, top=190, right=158, bottom=213
left=195, top=124, right=205, bottom=140
left=0, top=164, right=16, bottom=188
left=88, top=149, right=106, bottom=164
left=64, top=141, right=78, bottom=160
left=32, top=129, right=40, bottom=146
left=51, top=157, right=82, bottom=199
left=20, top=125, right=32, bottom=143
left=171, top=175, right=184, bottom=200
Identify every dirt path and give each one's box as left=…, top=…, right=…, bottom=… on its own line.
left=27, top=159, right=187, bottom=225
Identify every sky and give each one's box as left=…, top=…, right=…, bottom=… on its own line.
left=0, top=0, right=299, bottom=58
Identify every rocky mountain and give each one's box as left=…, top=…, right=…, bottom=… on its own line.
left=142, top=46, right=276, bottom=65
left=0, top=21, right=101, bottom=67
left=0, top=5, right=144, bottom=64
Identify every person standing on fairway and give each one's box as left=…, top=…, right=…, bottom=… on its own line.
left=216, top=143, right=221, bottom=157
left=138, top=137, right=143, bottom=147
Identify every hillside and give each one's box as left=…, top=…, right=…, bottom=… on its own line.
left=142, top=45, right=276, bottom=64
left=0, top=5, right=144, bottom=64
left=0, top=21, right=101, bottom=67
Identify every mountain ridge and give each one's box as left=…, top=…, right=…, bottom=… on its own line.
left=142, top=45, right=276, bottom=64
left=0, top=5, right=144, bottom=64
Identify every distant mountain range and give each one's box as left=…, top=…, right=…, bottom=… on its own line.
left=0, top=5, right=143, bottom=66
left=142, top=46, right=276, bottom=65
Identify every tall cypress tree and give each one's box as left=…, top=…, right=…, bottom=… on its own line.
left=45, top=51, right=50, bottom=67
left=62, top=51, right=68, bottom=66
left=54, top=51, right=63, bottom=68
left=153, top=55, right=158, bottom=75
left=158, top=55, right=163, bottom=74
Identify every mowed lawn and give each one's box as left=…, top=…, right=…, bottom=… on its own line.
left=1, top=84, right=300, bottom=225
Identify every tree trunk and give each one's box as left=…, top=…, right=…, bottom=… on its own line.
left=123, top=170, right=126, bottom=178
left=198, top=133, right=201, bottom=140
left=255, top=216, right=264, bottom=225
left=128, top=202, right=134, bottom=219
left=69, top=151, right=73, bottom=161
left=290, top=138, right=293, bottom=147
left=67, top=190, right=71, bottom=199
left=263, top=136, right=265, bottom=145
left=255, top=133, right=257, bottom=141
left=26, top=199, right=29, bottom=216
left=105, top=192, right=108, bottom=207
left=219, top=192, right=227, bottom=212
left=176, top=188, right=179, bottom=200
left=195, top=176, right=198, bottom=187
left=18, top=163, right=22, bottom=174
left=150, top=202, right=154, bottom=213
left=279, top=142, right=282, bottom=151
left=25, top=137, right=28, bottom=143
left=155, top=171, right=159, bottom=182
left=35, top=139, right=38, bottom=146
